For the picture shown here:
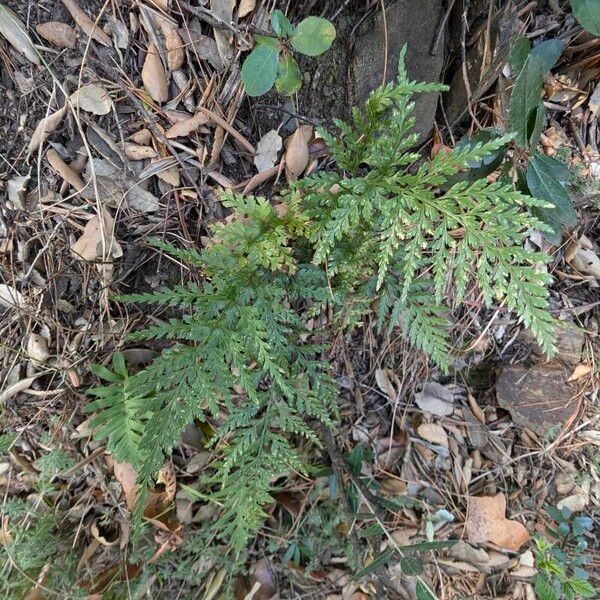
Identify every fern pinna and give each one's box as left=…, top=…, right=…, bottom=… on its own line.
left=87, top=47, right=557, bottom=556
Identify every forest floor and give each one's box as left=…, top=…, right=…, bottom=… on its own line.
left=0, top=0, right=599, bottom=598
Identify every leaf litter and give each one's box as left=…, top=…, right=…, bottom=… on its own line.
left=0, top=1, right=599, bottom=599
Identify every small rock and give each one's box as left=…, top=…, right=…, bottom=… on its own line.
left=557, top=492, right=588, bottom=512
left=496, top=365, right=578, bottom=435
left=555, top=472, right=576, bottom=496
left=449, top=540, right=490, bottom=564
left=519, top=550, right=535, bottom=568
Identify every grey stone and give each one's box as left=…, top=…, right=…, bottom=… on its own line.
left=351, top=0, right=445, bottom=139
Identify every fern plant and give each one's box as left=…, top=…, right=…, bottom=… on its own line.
left=87, top=47, right=557, bottom=563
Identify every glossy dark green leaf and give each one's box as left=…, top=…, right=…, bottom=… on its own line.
left=450, top=128, right=508, bottom=184
left=509, top=39, right=563, bottom=147
left=241, top=44, right=279, bottom=97
left=271, top=9, right=294, bottom=37
left=526, top=153, right=578, bottom=243
left=401, top=556, right=424, bottom=576
left=572, top=0, right=600, bottom=35
left=510, top=36, right=531, bottom=74
left=290, top=16, right=336, bottom=56
left=275, top=55, right=302, bottom=95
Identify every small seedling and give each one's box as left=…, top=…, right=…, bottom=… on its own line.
left=241, top=10, right=336, bottom=97
left=534, top=505, right=596, bottom=599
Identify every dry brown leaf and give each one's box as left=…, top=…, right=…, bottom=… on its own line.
left=124, top=142, right=157, bottom=160
left=7, top=175, right=29, bottom=210
left=27, top=333, right=50, bottom=364
left=414, top=382, right=455, bottom=416
left=28, top=105, right=67, bottom=154
left=130, top=128, right=152, bottom=145
left=61, top=0, right=111, bottom=46
left=417, top=423, right=449, bottom=448
left=165, top=112, right=209, bottom=138
left=0, top=376, right=36, bottom=404
left=375, top=368, right=397, bottom=400
left=161, top=22, right=185, bottom=70
left=254, top=129, right=282, bottom=173
left=241, top=163, right=280, bottom=195
left=46, top=149, right=85, bottom=191
left=0, top=3, right=40, bottom=64
left=0, top=284, right=26, bottom=310
left=466, top=494, right=530, bottom=551
left=113, top=461, right=138, bottom=511
left=70, top=83, right=112, bottom=115
left=36, top=21, right=77, bottom=49
left=71, top=207, right=123, bottom=261
left=142, top=44, right=169, bottom=103
left=284, top=127, right=309, bottom=182
left=237, top=0, right=256, bottom=18
left=211, top=0, right=236, bottom=63
left=248, top=558, right=277, bottom=600
left=570, top=248, right=600, bottom=279
left=567, top=364, right=593, bottom=382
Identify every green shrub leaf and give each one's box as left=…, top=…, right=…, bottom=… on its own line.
left=242, top=43, right=280, bottom=97
left=401, top=556, right=424, bottom=576
left=509, top=39, right=563, bottom=147
left=416, top=579, right=438, bottom=600
left=572, top=0, right=600, bottom=35
left=535, top=574, right=559, bottom=600
left=509, top=36, right=531, bottom=74
left=290, top=16, right=336, bottom=56
left=526, top=153, right=577, bottom=243
left=271, top=9, right=294, bottom=37
left=276, top=55, right=302, bottom=95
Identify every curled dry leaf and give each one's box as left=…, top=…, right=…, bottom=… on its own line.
left=72, top=207, right=123, bottom=261
left=0, top=377, right=36, bottom=404
left=0, top=283, right=26, bottom=310
left=113, top=460, right=138, bottom=511
left=0, top=3, right=40, bottom=64
left=238, top=0, right=256, bottom=18
left=567, top=364, right=593, bottom=381
left=124, top=142, right=157, bottom=160
left=7, top=175, right=30, bottom=210
left=36, top=21, right=77, bottom=49
left=165, top=112, right=209, bottom=138
left=46, top=149, right=85, bottom=191
left=70, top=83, right=112, bottom=115
left=570, top=248, right=600, bottom=278
left=27, top=333, right=50, bottom=364
left=161, top=22, right=185, bottom=70
left=142, top=44, right=169, bottom=103
left=284, top=127, right=309, bottom=182
left=28, top=105, right=67, bottom=154
left=254, top=129, right=282, bottom=173
left=466, top=493, right=530, bottom=551
left=61, top=0, right=111, bottom=47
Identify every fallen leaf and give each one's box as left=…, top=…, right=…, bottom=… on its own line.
left=61, top=0, right=111, bottom=47
left=113, top=461, right=138, bottom=511
left=72, top=208, right=123, bottom=261
left=557, top=491, right=588, bottom=512
left=124, top=142, right=157, bottom=160
left=254, top=129, right=282, bottom=173
left=162, top=23, right=184, bottom=70
left=570, top=248, right=600, bottom=278
left=238, top=0, right=256, bottom=18
left=248, top=558, right=277, bottom=600
left=210, top=0, right=236, bottom=63
left=567, top=364, right=592, bottom=381
left=417, top=423, right=449, bottom=448
left=36, top=21, right=77, bottom=49
left=27, top=333, right=50, bottom=364
left=414, top=382, right=455, bottom=417
left=0, top=376, right=36, bottom=403
left=70, top=83, right=112, bottom=115
left=0, top=3, right=40, bottom=64
left=375, top=367, right=397, bottom=399
left=466, top=494, right=530, bottom=551
left=284, top=127, right=309, bottom=181
left=7, top=175, right=30, bottom=210
left=142, top=44, right=169, bottom=103
left=104, top=16, right=128, bottom=49
left=130, top=128, right=152, bottom=145
left=46, top=149, right=85, bottom=191
left=28, top=105, right=67, bottom=154
left=165, top=112, right=209, bottom=138
left=0, top=284, right=26, bottom=310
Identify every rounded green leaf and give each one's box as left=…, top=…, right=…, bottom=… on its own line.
left=290, top=16, right=336, bottom=56
left=271, top=9, right=294, bottom=38
left=242, top=44, right=280, bottom=97
left=275, top=55, right=302, bottom=95
left=572, top=0, right=600, bottom=36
